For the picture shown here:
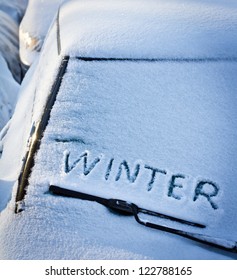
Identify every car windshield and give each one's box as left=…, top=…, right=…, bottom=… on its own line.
left=22, top=57, right=237, bottom=255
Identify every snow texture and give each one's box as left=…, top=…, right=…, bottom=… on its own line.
left=0, top=0, right=237, bottom=260
left=0, top=9, right=21, bottom=83
left=60, top=0, right=237, bottom=59
left=0, top=55, right=19, bottom=131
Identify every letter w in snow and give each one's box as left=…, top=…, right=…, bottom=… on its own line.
left=64, top=151, right=101, bottom=175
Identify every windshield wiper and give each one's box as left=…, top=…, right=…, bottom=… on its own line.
left=49, top=185, right=237, bottom=253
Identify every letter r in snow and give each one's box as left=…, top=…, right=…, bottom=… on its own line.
left=193, top=180, right=219, bottom=210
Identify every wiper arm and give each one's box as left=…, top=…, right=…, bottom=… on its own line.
left=49, top=185, right=237, bottom=253
left=49, top=185, right=204, bottom=227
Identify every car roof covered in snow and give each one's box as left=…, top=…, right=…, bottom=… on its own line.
left=58, top=0, right=237, bottom=59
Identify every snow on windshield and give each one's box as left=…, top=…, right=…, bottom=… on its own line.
left=0, top=42, right=236, bottom=261
left=23, top=57, right=237, bottom=251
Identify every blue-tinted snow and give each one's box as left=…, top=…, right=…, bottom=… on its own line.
left=0, top=0, right=28, bottom=82
left=60, top=0, right=237, bottom=59
left=0, top=55, right=19, bottom=130
left=0, top=0, right=28, bottom=23
left=0, top=0, right=28, bottom=130
left=1, top=57, right=236, bottom=259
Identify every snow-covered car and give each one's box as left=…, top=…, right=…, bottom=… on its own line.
left=0, top=0, right=28, bottom=24
left=19, top=0, right=65, bottom=66
left=0, top=0, right=237, bottom=259
left=0, top=0, right=28, bottom=130
left=0, top=2, right=23, bottom=83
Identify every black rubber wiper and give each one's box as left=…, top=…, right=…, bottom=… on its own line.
left=49, top=185, right=237, bottom=253
left=49, top=185, right=204, bottom=227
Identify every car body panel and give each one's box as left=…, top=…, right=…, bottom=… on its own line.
left=59, top=0, right=237, bottom=59
left=19, top=0, right=64, bottom=65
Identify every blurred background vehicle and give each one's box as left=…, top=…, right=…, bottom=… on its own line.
left=19, top=0, right=65, bottom=66
left=0, top=0, right=28, bottom=130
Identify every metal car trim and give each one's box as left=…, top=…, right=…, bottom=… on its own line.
left=75, top=56, right=237, bottom=63
left=15, top=56, right=69, bottom=213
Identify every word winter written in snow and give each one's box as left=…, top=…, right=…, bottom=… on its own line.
left=63, top=151, right=220, bottom=210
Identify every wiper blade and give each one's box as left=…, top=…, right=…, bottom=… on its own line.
left=49, top=185, right=204, bottom=227
left=49, top=185, right=237, bottom=253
